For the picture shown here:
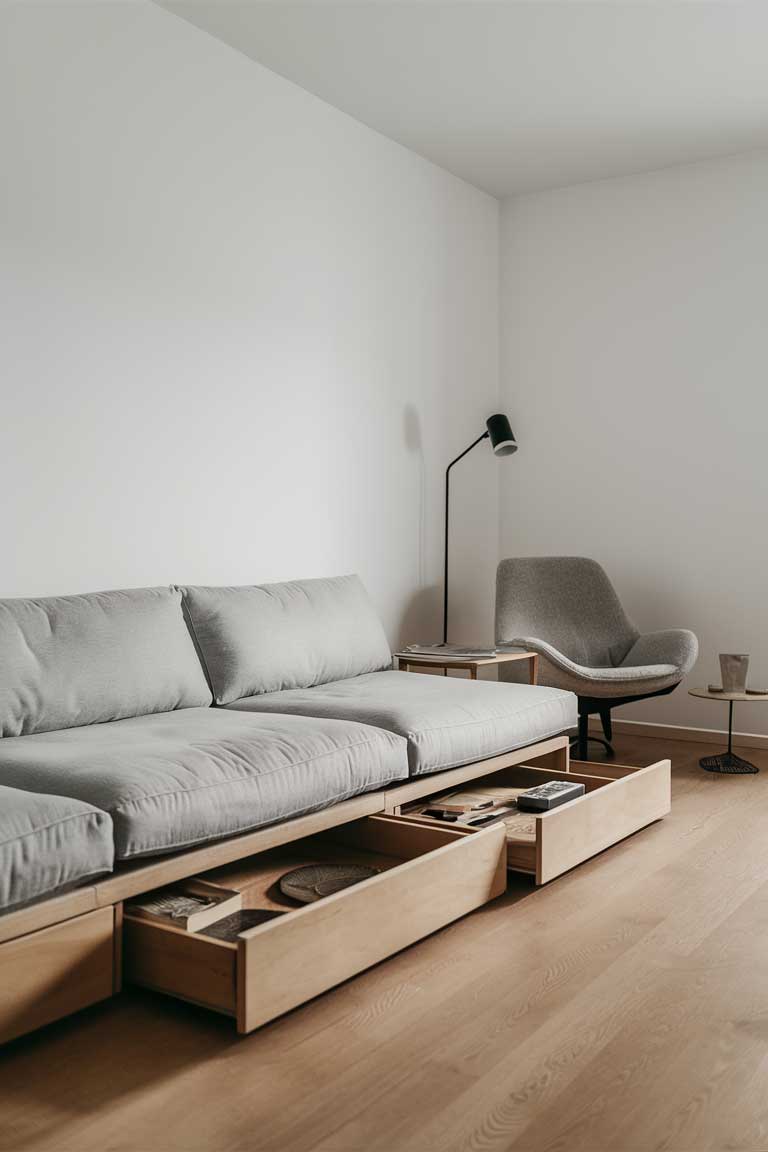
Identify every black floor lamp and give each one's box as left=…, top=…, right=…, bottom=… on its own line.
left=443, top=413, right=517, bottom=644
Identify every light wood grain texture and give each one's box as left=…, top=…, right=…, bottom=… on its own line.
left=383, top=735, right=570, bottom=809
left=1, top=733, right=767, bottom=1152
left=200, top=838, right=406, bottom=912
left=0, top=907, right=114, bottom=1045
left=391, top=751, right=670, bottom=885
left=525, top=743, right=572, bottom=774
left=122, top=815, right=506, bottom=1035
left=689, top=686, right=768, bottom=702
left=0, top=886, right=99, bottom=946
left=123, top=917, right=237, bottom=1017
left=326, top=812, right=487, bottom=857
left=568, top=758, right=639, bottom=779
left=236, top=815, right=507, bottom=1033
left=396, top=650, right=538, bottom=676
left=490, top=764, right=618, bottom=792
left=536, top=758, right=671, bottom=884
left=112, top=904, right=123, bottom=993
left=94, top=790, right=386, bottom=905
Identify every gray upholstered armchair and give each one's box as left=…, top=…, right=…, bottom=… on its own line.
left=495, top=557, right=698, bottom=758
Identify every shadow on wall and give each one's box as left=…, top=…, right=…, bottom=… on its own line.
left=402, top=403, right=426, bottom=588
left=397, top=404, right=440, bottom=645
left=398, top=583, right=441, bottom=649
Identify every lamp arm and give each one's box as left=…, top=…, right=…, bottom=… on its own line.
left=443, top=431, right=489, bottom=644
left=445, top=431, right=489, bottom=474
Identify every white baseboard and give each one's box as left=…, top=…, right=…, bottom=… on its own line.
left=588, top=717, right=768, bottom=751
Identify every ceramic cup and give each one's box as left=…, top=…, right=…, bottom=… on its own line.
left=719, top=653, right=749, bottom=693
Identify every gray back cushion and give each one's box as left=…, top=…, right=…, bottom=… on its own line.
left=0, top=587, right=212, bottom=737
left=181, top=575, right=393, bottom=705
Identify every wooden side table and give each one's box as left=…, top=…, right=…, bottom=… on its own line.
left=688, top=686, right=768, bottom=774
left=396, top=650, right=538, bottom=684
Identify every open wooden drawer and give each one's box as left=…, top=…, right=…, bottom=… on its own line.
left=396, top=757, right=671, bottom=885
left=123, top=813, right=506, bottom=1034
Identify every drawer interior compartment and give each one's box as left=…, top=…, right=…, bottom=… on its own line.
left=401, top=758, right=671, bottom=885
left=124, top=813, right=506, bottom=1033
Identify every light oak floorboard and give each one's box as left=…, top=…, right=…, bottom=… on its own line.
left=1, top=735, right=767, bottom=1152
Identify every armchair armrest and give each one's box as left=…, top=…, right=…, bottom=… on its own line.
left=502, top=637, right=586, bottom=678
left=620, top=629, right=699, bottom=676
left=505, top=636, right=682, bottom=685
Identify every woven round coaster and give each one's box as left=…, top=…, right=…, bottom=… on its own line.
left=279, top=863, right=379, bottom=904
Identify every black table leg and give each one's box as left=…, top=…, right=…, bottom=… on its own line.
left=700, top=699, right=759, bottom=773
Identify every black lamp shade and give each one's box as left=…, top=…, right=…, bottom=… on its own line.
left=486, top=413, right=517, bottom=456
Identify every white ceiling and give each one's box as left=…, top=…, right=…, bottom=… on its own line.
left=161, top=1, right=768, bottom=198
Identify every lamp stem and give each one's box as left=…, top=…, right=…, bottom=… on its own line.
left=443, top=431, right=489, bottom=643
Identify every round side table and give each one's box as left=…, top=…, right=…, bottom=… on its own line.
left=688, top=687, right=768, bottom=774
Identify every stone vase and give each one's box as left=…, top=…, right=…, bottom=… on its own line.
left=719, top=653, right=749, bottom=693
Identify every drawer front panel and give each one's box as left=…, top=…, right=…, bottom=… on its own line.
left=124, top=919, right=237, bottom=1016
left=537, top=759, right=671, bottom=883
left=0, top=906, right=115, bottom=1045
left=237, top=819, right=506, bottom=1032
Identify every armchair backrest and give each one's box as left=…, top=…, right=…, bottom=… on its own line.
left=496, top=557, right=638, bottom=668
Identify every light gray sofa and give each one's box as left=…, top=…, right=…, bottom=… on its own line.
left=0, top=576, right=576, bottom=914
left=183, top=579, right=576, bottom=777
left=0, top=785, right=114, bottom=914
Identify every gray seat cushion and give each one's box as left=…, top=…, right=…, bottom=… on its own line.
left=180, top=576, right=393, bottom=705
left=0, top=586, right=212, bottom=737
left=0, top=709, right=407, bottom=860
left=0, top=785, right=114, bottom=913
left=225, top=670, right=577, bottom=777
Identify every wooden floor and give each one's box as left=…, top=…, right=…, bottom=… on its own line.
left=2, top=734, right=768, bottom=1152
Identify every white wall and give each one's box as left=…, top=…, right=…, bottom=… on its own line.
left=0, top=2, right=499, bottom=646
left=500, top=151, right=768, bottom=735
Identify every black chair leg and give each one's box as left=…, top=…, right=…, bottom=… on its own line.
left=577, top=712, right=589, bottom=759
left=600, top=709, right=613, bottom=742
left=568, top=686, right=682, bottom=762
left=570, top=705, right=616, bottom=760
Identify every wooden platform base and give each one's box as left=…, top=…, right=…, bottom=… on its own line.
left=0, top=907, right=118, bottom=1045
left=0, top=733, right=763, bottom=1152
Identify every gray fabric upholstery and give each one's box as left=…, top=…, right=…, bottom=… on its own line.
left=225, top=670, right=577, bottom=777
left=0, top=709, right=407, bottom=860
left=502, top=638, right=681, bottom=697
left=181, top=576, right=393, bottom=705
left=0, top=785, right=113, bottom=912
left=497, top=558, right=638, bottom=668
left=621, top=629, right=699, bottom=674
left=495, top=557, right=698, bottom=698
left=0, top=587, right=212, bottom=738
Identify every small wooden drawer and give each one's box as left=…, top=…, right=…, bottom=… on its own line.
left=0, top=906, right=117, bottom=1045
left=399, top=757, right=671, bottom=885
left=124, top=814, right=506, bottom=1034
